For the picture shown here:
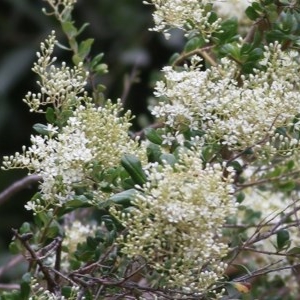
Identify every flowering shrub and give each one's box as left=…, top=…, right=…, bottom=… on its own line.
left=1, top=0, right=300, bottom=299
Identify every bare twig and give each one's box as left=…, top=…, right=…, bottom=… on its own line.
left=0, top=254, right=25, bottom=278
left=227, top=199, right=300, bottom=264
left=121, top=63, right=140, bottom=106
left=227, top=115, right=280, bottom=168
left=12, top=229, right=57, bottom=293
left=236, top=169, right=300, bottom=189
left=0, top=283, right=20, bottom=290
left=0, top=174, right=42, bottom=206
left=172, top=46, right=216, bottom=67
left=242, top=246, right=300, bottom=258
left=132, top=122, right=164, bottom=139
left=236, top=262, right=300, bottom=282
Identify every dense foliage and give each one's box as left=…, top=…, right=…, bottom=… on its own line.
left=1, top=0, right=300, bottom=299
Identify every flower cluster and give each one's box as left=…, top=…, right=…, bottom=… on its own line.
left=42, top=0, right=77, bottom=22
left=240, top=187, right=300, bottom=295
left=144, top=0, right=222, bottom=39
left=2, top=100, right=143, bottom=212
left=113, top=149, right=236, bottom=293
left=153, top=44, right=300, bottom=154
left=62, top=220, right=97, bottom=254
left=3, top=117, right=92, bottom=211
left=213, top=0, right=252, bottom=22
left=2, top=29, right=148, bottom=212
left=57, top=220, right=98, bottom=272
left=29, top=277, right=80, bottom=300
left=23, top=31, right=88, bottom=113
left=75, top=101, right=145, bottom=169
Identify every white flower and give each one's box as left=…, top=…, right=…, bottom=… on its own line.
left=23, top=31, right=88, bottom=112
left=144, top=0, right=222, bottom=39
left=152, top=44, right=300, bottom=154
left=3, top=101, right=145, bottom=211
left=213, top=0, right=253, bottom=22
left=113, top=149, right=236, bottom=292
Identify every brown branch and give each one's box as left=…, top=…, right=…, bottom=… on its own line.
left=235, top=262, right=300, bottom=282
left=244, top=202, right=300, bottom=246
left=121, top=63, right=140, bottom=106
left=0, top=174, right=42, bottom=206
left=0, top=283, right=20, bottom=290
left=0, top=254, right=25, bottom=278
left=132, top=122, right=164, bottom=140
left=236, top=170, right=300, bottom=189
left=12, top=229, right=57, bottom=293
left=227, top=201, right=300, bottom=272
left=242, top=246, right=300, bottom=258
left=227, top=115, right=280, bottom=169
left=172, top=46, right=216, bottom=67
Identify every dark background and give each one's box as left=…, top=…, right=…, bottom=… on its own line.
left=0, top=0, right=184, bottom=261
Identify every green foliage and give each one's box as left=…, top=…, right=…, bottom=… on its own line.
left=121, top=154, right=147, bottom=186
left=212, top=18, right=239, bottom=44
left=2, top=0, right=300, bottom=299
left=276, top=229, right=291, bottom=251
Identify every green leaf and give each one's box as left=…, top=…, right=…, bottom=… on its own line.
left=72, top=54, right=82, bottom=65
left=169, top=53, right=180, bottom=65
left=34, top=211, right=52, bottom=227
left=94, top=63, right=108, bottom=75
left=144, top=127, right=163, bottom=145
left=252, top=30, right=262, bottom=47
left=287, top=246, right=300, bottom=255
left=55, top=41, right=71, bottom=51
left=201, top=145, right=218, bottom=163
left=231, top=263, right=252, bottom=275
left=19, top=222, right=31, bottom=234
left=121, top=154, right=147, bottom=186
left=60, top=109, right=73, bottom=123
left=62, top=286, right=73, bottom=298
left=220, top=43, right=241, bottom=61
left=228, top=160, right=243, bottom=172
left=45, top=107, right=56, bottom=123
left=33, top=123, right=50, bottom=135
left=208, top=11, right=218, bottom=24
left=160, top=153, right=176, bottom=166
left=184, top=36, right=205, bottom=52
left=20, top=273, right=31, bottom=300
left=78, top=38, right=94, bottom=61
left=236, top=192, right=245, bottom=203
left=69, top=38, right=78, bottom=53
left=286, top=160, right=295, bottom=171
left=46, top=220, right=61, bottom=238
left=278, top=181, right=296, bottom=192
left=90, top=53, right=105, bottom=69
left=147, top=142, right=162, bottom=163
left=77, top=22, right=90, bottom=36
left=277, top=229, right=290, bottom=251
left=109, top=189, right=137, bottom=205
left=248, top=47, right=263, bottom=59
left=245, top=6, right=261, bottom=21
left=87, top=236, right=98, bottom=249
left=9, top=241, right=21, bottom=255
left=214, top=18, right=238, bottom=44
left=0, top=290, right=22, bottom=300
left=62, top=21, right=78, bottom=38
left=252, top=1, right=263, bottom=12
left=65, top=196, right=90, bottom=209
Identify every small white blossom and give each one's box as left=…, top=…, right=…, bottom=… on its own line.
left=144, top=0, right=222, bottom=39
left=23, top=31, right=88, bottom=112
left=3, top=101, right=145, bottom=211
left=113, top=149, right=236, bottom=292
left=152, top=44, right=300, bottom=155
left=213, top=0, right=253, bottom=22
